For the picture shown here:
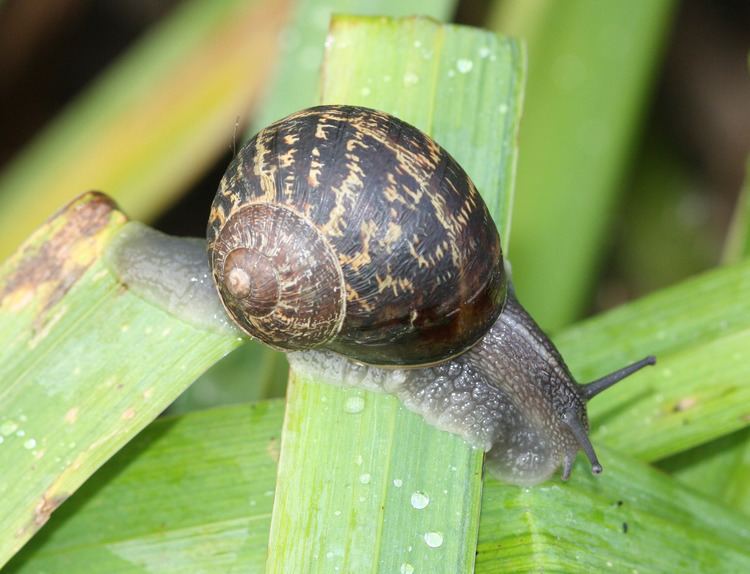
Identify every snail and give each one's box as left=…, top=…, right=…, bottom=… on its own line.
left=107, top=105, right=655, bottom=486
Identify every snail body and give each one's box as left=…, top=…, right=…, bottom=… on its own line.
left=107, top=105, right=654, bottom=485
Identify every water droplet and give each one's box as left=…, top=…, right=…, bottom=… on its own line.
left=424, top=531, right=444, bottom=548
left=411, top=491, right=430, bottom=509
left=360, top=87, right=371, bottom=97
left=1, top=421, right=18, bottom=436
left=456, top=59, right=473, bottom=74
left=478, top=46, right=491, bottom=59
left=403, top=72, right=419, bottom=86
left=345, top=396, right=365, bottom=414
left=355, top=454, right=363, bottom=466
left=393, top=478, right=403, bottom=488
left=16, top=430, right=25, bottom=437
left=498, top=103, right=509, bottom=114
left=413, top=40, right=422, bottom=48
left=24, top=438, right=36, bottom=450
left=359, top=473, right=371, bottom=485
left=400, top=564, right=414, bottom=574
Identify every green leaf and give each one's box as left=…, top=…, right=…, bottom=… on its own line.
left=553, top=258, right=750, bottom=461
left=248, top=0, right=456, bottom=134
left=0, top=194, right=240, bottom=567
left=658, top=428, right=750, bottom=515
left=266, top=16, right=524, bottom=573
left=477, top=446, right=750, bottom=572
left=0, top=0, right=288, bottom=260
left=12, top=379, right=750, bottom=573
left=490, top=0, right=676, bottom=329
left=4, top=401, right=283, bottom=573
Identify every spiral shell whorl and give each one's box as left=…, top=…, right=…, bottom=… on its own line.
left=210, top=203, right=345, bottom=350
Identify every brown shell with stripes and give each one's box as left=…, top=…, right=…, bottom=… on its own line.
left=207, top=105, right=506, bottom=366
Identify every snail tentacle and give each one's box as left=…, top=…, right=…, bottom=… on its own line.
left=581, top=355, right=657, bottom=400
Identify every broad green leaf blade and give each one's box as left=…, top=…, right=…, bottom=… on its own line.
left=0, top=0, right=290, bottom=260
left=477, top=447, right=750, bottom=572
left=271, top=374, right=483, bottom=573
left=248, top=0, right=456, bottom=135
left=0, top=194, right=240, bottom=567
left=659, top=428, right=750, bottom=515
left=553, top=259, right=750, bottom=460
left=267, top=16, right=524, bottom=573
left=5, top=401, right=283, bottom=574
left=590, top=327, right=750, bottom=461
left=12, top=405, right=750, bottom=573
left=491, top=0, right=676, bottom=329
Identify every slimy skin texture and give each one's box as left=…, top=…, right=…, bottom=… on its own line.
left=289, top=291, right=583, bottom=486
left=105, top=222, right=241, bottom=337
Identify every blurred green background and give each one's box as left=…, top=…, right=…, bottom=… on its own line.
left=0, top=0, right=748, bottom=409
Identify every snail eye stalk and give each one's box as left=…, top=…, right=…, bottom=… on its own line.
left=563, top=411, right=603, bottom=475
left=581, top=355, right=656, bottom=400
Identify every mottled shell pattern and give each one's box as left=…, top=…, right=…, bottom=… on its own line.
left=207, top=105, right=506, bottom=366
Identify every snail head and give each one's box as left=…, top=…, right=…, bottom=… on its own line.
left=561, top=355, right=656, bottom=480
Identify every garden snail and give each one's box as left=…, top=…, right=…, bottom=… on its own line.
left=108, top=105, right=655, bottom=486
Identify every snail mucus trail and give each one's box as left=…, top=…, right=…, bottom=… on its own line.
left=106, top=105, right=655, bottom=486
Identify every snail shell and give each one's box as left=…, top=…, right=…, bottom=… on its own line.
left=207, top=105, right=506, bottom=366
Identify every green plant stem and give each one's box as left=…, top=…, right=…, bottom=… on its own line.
left=266, top=15, right=524, bottom=573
